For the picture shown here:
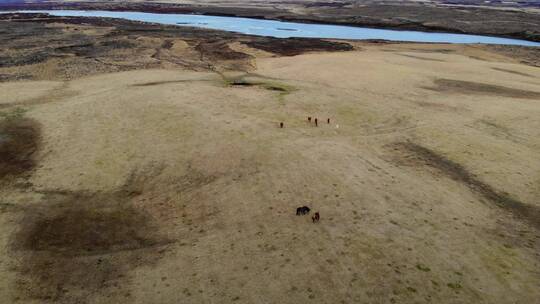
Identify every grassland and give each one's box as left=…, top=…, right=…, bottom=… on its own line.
left=0, top=13, right=539, bottom=304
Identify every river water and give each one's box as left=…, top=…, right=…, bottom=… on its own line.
left=6, top=10, right=540, bottom=47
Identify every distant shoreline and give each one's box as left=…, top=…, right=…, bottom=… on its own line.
left=1, top=2, right=539, bottom=43
left=2, top=10, right=539, bottom=46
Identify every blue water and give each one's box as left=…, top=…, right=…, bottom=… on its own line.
left=6, top=10, right=540, bottom=47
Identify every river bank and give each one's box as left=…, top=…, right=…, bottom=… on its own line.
left=6, top=10, right=539, bottom=46
left=1, top=1, right=540, bottom=43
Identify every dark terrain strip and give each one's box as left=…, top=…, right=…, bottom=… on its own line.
left=393, top=142, right=540, bottom=229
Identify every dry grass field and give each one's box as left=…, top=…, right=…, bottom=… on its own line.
left=0, top=15, right=539, bottom=304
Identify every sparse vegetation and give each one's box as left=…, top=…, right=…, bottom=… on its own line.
left=0, top=107, right=39, bottom=181
left=447, top=282, right=462, bottom=290
left=0, top=107, right=27, bottom=121
left=416, top=264, right=431, bottom=272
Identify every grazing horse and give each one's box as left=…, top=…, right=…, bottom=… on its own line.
left=280, top=122, right=284, bottom=128
left=296, top=206, right=311, bottom=215
left=315, top=118, right=318, bottom=127
left=308, top=116, right=312, bottom=122
left=312, top=212, right=320, bottom=223
left=327, top=118, right=330, bottom=124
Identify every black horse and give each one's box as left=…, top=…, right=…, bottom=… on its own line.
left=296, top=206, right=311, bottom=215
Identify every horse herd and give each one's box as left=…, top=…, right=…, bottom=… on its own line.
left=279, top=117, right=331, bottom=128
left=296, top=206, right=320, bottom=223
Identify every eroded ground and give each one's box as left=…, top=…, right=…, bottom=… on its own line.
left=0, top=14, right=539, bottom=304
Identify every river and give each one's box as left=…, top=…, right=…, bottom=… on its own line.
left=5, top=10, right=540, bottom=47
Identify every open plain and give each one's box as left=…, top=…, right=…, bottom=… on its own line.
left=0, top=12, right=540, bottom=304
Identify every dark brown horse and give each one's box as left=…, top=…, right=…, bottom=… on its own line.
left=296, top=206, right=311, bottom=215
left=312, top=212, right=320, bottom=223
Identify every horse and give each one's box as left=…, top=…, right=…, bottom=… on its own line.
left=312, top=212, right=320, bottom=223
left=296, top=206, right=311, bottom=215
